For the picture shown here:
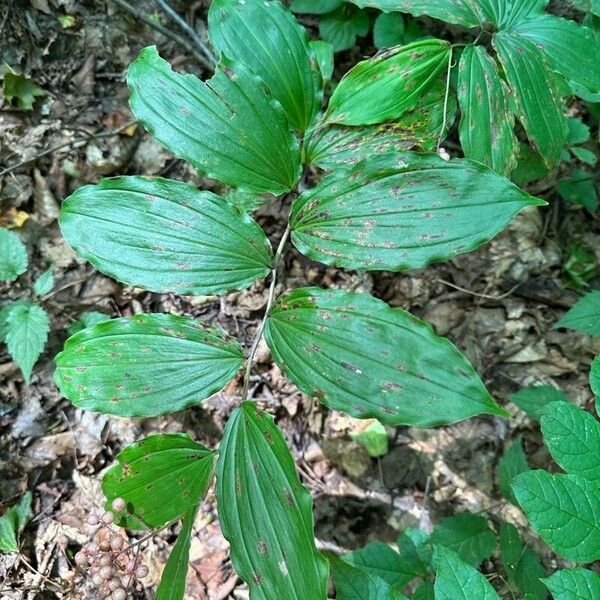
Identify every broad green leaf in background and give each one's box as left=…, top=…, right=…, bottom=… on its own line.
left=513, top=470, right=600, bottom=562
left=224, top=189, right=267, bottom=215
left=555, top=291, right=600, bottom=335
left=396, top=528, right=431, bottom=576
left=128, top=46, right=300, bottom=194
left=33, top=267, right=53, bottom=297
left=329, top=554, right=408, bottom=600
left=67, top=311, right=111, bottom=336
left=508, top=385, right=567, bottom=420
left=155, top=506, right=197, bottom=600
left=54, top=313, right=243, bottom=417
left=208, top=0, right=320, bottom=132
left=543, top=568, right=600, bottom=600
left=430, top=514, right=496, bottom=566
left=557, top=169, right=598, bottom=214
left=290, top=153, right=542, bottom=271
left=60, top=177, right=273, bottom=296
left=2, top=72, right=45, bottom=110
left=541, top=401, right=600, bottom=483
left=0, top=492, right=32, bottom=553
left=0, top=229, right=28, bottom=282
left=591, top=357, right=600, bottom=399
left=571, top=148, right=597, bottom=166
left=432, top=545, right=500, bottom=600
left=511, top=15, right=600, bottom=96
left=373, top=12, right=405, bottom=49
left=103, top=433, right=215, bottom=529
left=216, top=402, right=329, bottom=600
left=351, top=421, right=389, bottom=457
left=264, top=287, right=507, bottom=427
left=493, top=32, right=567, bottom=169
left=498, top=437, right=529, bottom=504
left=325, top=39, right=451, bottom=126
left=413, top=582, right=434, bottom=600
left=290, top=0, right=344, bottom=13
left=567, top=117, right=591, bottom=145
left=1, top=301, right=49, bottom=383
left=310, top=40, right=334, bottom=83
left=510, top=144, right=550, bottom=187
left=457, top=45, right=517, bottom=176
left=319, top=6, right=370, bottom=52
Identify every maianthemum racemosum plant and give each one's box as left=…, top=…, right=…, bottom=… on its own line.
left=52, top=0, right=557, bottom=597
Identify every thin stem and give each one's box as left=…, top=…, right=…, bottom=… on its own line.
left=437, top=46, right=454, bottom=151
left=240, top=226, right=291, bottom=400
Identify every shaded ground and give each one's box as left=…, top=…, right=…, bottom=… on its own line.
left=1, top=0, right=599, bottom=598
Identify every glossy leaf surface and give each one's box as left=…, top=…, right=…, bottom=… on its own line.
left=55, top=313, right=243, bottom=417
left=60, top=177, right=273, bottom=296
left=264, top=288, right=507, bottom=427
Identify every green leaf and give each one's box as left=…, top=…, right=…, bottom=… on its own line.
left=343, top=541, right=417, bottom=588
left=103, top=433, right=214, bottom=529
left=493, top=32, right=567, bottom=169
left=264, top=287, right=507, bottom=427
left=498, top=0, right=548, bottom=28
left=319, top=6, right=370, bottom=52
left=208, top=0, right=320, bottom=132
left=54, top=313, right=243, bottom=417
left=290, top=0, right=344, bottom=14
left=544, top=568, right=600, bottom=600
left=127, top=46, right=300, bottom=194
left=215, top=402, right=328, bottom=599
left=373, top=12, right=405, bottom=49
left=33, top=267, right=54, bottom=297
left=513, top=470, right=600, bottom=562
left=498, top=437, right=529, bottom=504
left=3, top=72, right=45, bottom=110
left=541, top=401, right=600, bottom=482
left=330, top=554, right=408, bottom=600
left=591, top=356, right=600, bottom=399
left=224, top=189, right=267, bottom=214
left=457, top=45, right=517, bottom=176
left=571, top=147, right=597, bottom=166
left=510, top=143, right=550, bottom=187
left=557, top=169, right=598, bottom=214
left=155, top=506, right=197, bottom=600
left=60, top=176, right=273, bottom=296
left=567, top=117, right=591, bottom=144
left=509, top=385, right=567, bottom=420
left=2, top=301, right=49, bottom=383
left=430, top=514, right=496, bottom=566
left=511, top=15, right=600, bottom=96
left=413, top=582, right=435, bottom=600
left=0, top=492, right=33, bottom=553
left=555, top=291, right=600, bottom=336
left=432, top=545, right=500, bottom=600
left=67, top=311, right=111, bottom=336
left=0, top=229, right=28, bottom=282
left=351, top=421, right=388, bottom=457
left=325, top=39, right=451, bottom=126
left=310, top=40, right=334, bottom=83
left=396, top=528, right=431, bottom=575
left=290, top=153, right=542, bottom=271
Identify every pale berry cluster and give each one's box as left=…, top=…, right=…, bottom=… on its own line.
left=74, top=498, right=149, bottom=600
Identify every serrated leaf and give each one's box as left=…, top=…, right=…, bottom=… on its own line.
left=215, top=402, right=328, bottom=599
left=67, top=311, right=111, bottom=336
left=555, top=291, right=600, bottom=335
left=511, top=15, right=600, bottom=96
left=0, top=492, right=32, bottom=553
left=493, top=32, right=567, bottom=169
left=541, top=401, right=600, bottom=482
left=54, top=313, right=243, bottom=417
left=509, top=385, right=567, bottom=420
left=155, top=506, right=197, bottom=600
left=330, top=554, right=408, bottom=600
left=33, top=267, right=53, bottom=296
left=128, top=46, right=300, bottom=194
left=373, top=12, right=405, bottom=49
left=430, top=514, right=495, bottom=566
left=499, top=437, right=529, bottom=504
left=432, top=545, right=500, bottom=600
left=3, top=73, right=45, bottom=110
left=325, top=39, right=451, bottom=126
left=310, top=40, right=334, bottom=83
left=2, top=301, right=49, bottom=383
left=290, top=153, right=542, bottom=271
left=319, top=6, right=370, bottom=52
left=103, top=433, right=215, bottom=529
left=544, top=568, right=600, bottom=599
left=60, top=176, right=273, bottom=296
left=208, top=0, right=320, bottom=132
left=264, top=287, right=507, bottom=427
left=0, top=229, right=28, bottom=282
left=457, top=45, right=517, bottom=176
left=513, top=470, right=600, bottom=562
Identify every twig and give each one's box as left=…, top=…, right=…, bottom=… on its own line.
left=436, top=278, right=522, bottom=300
left=153, top=0, right=216, bottom=67
left=437, top=47, right=455, bottom=151
left=111, top=0, right=214, bottom=71
left=240, top=226, right=291, bottom=400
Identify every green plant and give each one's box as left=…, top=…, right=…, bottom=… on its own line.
left=0, top=228, right=53, bottom=383
left=53, top=0, right=552, bottom=596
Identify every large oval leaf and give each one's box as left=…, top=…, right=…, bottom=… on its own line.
left=458, top=45, right=517, bottom=176
left=290, top=153, right=542, bottom=271
left=325, top=39, right=451, bottom=126
left=208, top=0, right=320, bottom=132
left=128, top=46, right=300, bottom=194
left=493, top=32, right=567, bottom=169
left=543, top=568, right=600, bottom=600
left=54, top=313, right=243, bottom=417
left=103, top=433, right=215, bottom=529
left=216, top=402, right=328, bottom=599
left=60, top=176, right=272, bottom=296
left=264, top=288, right=507, bottom=427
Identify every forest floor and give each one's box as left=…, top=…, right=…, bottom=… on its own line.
left=1, top=1, right=599, bottom=598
